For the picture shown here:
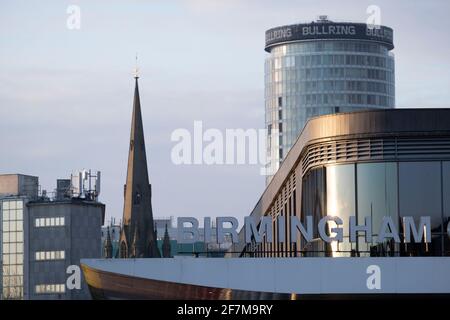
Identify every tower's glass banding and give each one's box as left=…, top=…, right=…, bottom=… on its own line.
left=265, top=18, right=395, bottom=180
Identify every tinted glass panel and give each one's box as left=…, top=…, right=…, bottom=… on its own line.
left=357, top=162, right=398, bottom=256
left=399, top=162, right=443, bottom=256
left=442, top=162, right=450, bottom=256
left=326, top=164, right=355, bottom=256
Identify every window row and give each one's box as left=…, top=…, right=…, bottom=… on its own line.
left=268, top=53, right=393, bottom=70
left=2, top=264, right=24, bottom=276
left=2, top=286, right=23, bottom=299
left=2, top=209, right=23, bottom=222
left=268, top=67, right=394, bottom=82
left=265, top=94, right=392, bottom=111
left=266, top=80, right=394, bottom=95
left=2, top=253, right=24, bottom=264
left=2, top=220, right=24, bottom=232
left=2, top=275, right=23, bottom=287
left=35, top=217, right=65, bottom=227
left=2, top=231, right=24, bottom=243
left=271, top=41, right=390, bottom=55
left=300, top=162, right=450, bottom=257
left=2, top=200, right=23, bottom=210
left=35, top=250, right=65, bottom=261
left=35, top=284, right=66, bottom=294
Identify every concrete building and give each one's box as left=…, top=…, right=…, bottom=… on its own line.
left=265, top=16, right=395, bottom=179
left=0, top=172, right=105, bottom=300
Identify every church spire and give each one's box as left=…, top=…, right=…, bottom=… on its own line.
left=162, top=223, right=172, bottom=258
left=119, top=71, right=160, bottom=258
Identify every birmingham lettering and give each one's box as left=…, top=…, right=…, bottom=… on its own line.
left=176, top=215, right=446, bottom=244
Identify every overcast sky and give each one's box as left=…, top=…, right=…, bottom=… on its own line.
left=1, top=0, right=449, bottom=225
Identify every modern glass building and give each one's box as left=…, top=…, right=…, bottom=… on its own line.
left=239, top=109, right=450, bottom=259
left=265, top=17, right=395, bottom=179
left=1, top=199, right=25, bottom=299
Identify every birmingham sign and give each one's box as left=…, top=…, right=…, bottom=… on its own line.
left=176, top=215, right=450, bottom=244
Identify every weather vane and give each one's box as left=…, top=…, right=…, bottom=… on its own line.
left=133, top=52, right=140, bottom=79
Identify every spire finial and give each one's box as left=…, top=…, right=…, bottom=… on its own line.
left=133, top=53, right=139, bottom=79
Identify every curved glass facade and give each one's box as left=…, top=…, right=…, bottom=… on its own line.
left=265, top=40, right=395, bottom=177
left=301, top=161, right=450, bottom=257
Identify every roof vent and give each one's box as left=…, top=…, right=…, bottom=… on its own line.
left=317, top=15, right=330, bottom=23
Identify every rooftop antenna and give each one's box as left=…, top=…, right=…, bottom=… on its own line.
left=133, top=52, right=140, bottom=79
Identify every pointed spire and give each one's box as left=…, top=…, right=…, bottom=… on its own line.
left=162, top=223, right=172, bottom=258
left=119, top=70, right=160, bottom=258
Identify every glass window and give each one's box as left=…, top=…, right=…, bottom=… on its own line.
left=357, top=163, right=398, bottom=256
left=399, top=162, right=443, bottom=256
left=326, top=164, right=355, bottom=224
left=301, top=167, right=327, bottom=257
left=326, top=164, right=355, bottom=256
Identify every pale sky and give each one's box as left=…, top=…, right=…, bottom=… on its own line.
left=1, top=0, right=449, bottom=225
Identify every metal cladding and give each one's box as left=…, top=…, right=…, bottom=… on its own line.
left=119, top=77, right=160, bottom=258
left=81, top=257, right=450, bottom=299
left=265, top=22, right=394, bottom=52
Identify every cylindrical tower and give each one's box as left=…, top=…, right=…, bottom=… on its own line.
left=265, top=16, right=395, bottom=180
